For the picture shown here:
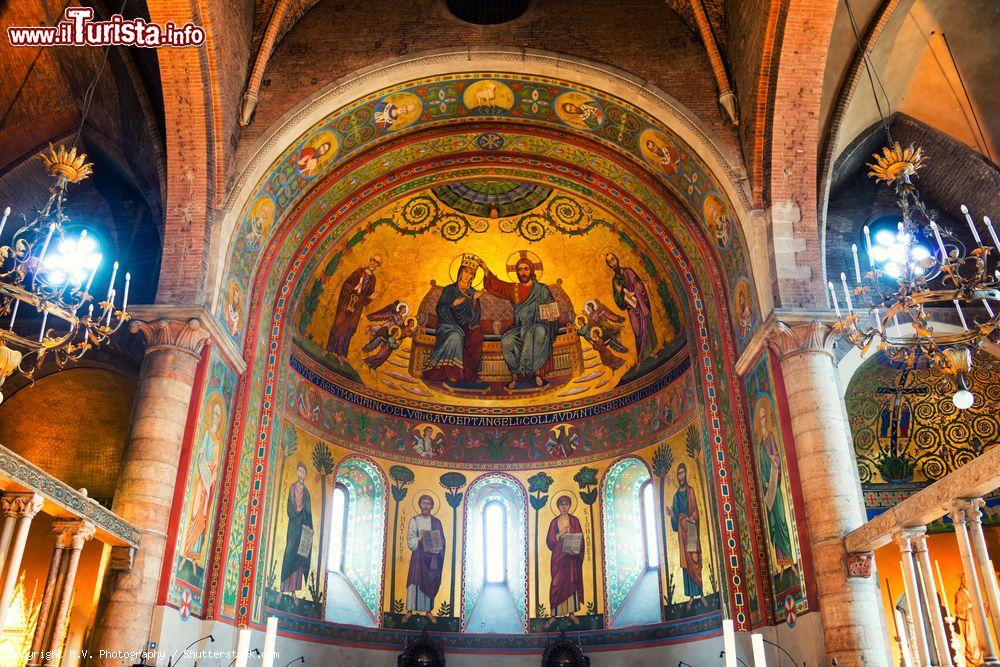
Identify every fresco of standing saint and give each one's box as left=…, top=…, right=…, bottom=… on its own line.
left=478, top=254, right=559, bottom=389
left=180, top=394, right=225, bottom=568
left=756, top=403, right=794, bottom=572
left=665, top=463, right=702, bottom=598
left=424, top=254, right=486, bottom=387
left=280, top=461, right=314, bottom=593
left=326, top=254, right=382, bottom=359
left=545, top=495, right=585, bottom=626
left=402, top=494, right=445, bottom=622
left=605, top=252, right=657, bottom=362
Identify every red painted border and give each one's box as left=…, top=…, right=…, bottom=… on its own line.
left=156, top=342, right=213, bottom=606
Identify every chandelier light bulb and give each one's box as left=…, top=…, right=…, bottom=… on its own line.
left=952, top=389, right=974, bottom=410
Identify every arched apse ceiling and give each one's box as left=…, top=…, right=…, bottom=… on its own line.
left=212, top=58, right=769, bottom=633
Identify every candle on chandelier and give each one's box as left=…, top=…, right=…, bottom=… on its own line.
left=105, top=289, right=115, bottom=327
left=984, top=216, right=1000, bottom=250
left=8, top=300, right=19, bottom=330
left=929, top=221, right=948, bottom=262
left=852, top=243, right=863, bottom=284
left=37, top=223, right=56, bottom=265
left=840, top=272, right=854, bottom=312
left=863, top=225, right=875, bottom=268
left=0, top=206, right=9, bottom=239
left=38, top=310, right=48, bottom=343
left=954, top=300, right=969, bottom=330
left=961, top=205, right=982, bottom=245
left=828, top=281, right=842, bottom=318
left=106, top=261, right=119, bottom=301
left=122, top=273, right=131, bottom=312
left=87, top=304, right=94, bottom=321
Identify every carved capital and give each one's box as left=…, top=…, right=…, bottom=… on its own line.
left=0, top=492, right=44, bottom=519
left=947, top=500, right=970, bottom=526
left=893, top=526, right=927, bottom=553
left=958, top=498, right=986, bottom=525
left=766, top=320, right=839, bottom=362
left=846, top=551, right=875, bottom=578
left=52, top=519, right=96, bottom=550
left=129, top=318, right=210, bottom=359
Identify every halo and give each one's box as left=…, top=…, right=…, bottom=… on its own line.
left=447, top=254, right=484, bottom=289
left=584, top=300, right=597, bottom=313
left=388, top=325, right=402, bottom=338
left=590, top=326, right=603, bottom=341
left=396, top=302, right=410, bottom=316
left=411, top=489, right=441, bottom=516
left=505, top=250, right=544, bottom=281
left=548, top=489, right=579, bottom=516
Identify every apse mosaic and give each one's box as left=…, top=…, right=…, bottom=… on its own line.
left=250, top=417, right=724, bottom=649
left=846, top=352, right=1000, bottom=485
left=217, top=73, right=756, bottom=351
left=293, top=185, right=686, bottom=410
left=167, top=349, right=237, bottom=618
left=742, top=354, right=808, bottom=625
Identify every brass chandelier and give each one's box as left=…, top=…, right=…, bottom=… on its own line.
left=0, top=145, right=130, bottom=402
left=829, top=142, right=998, bottom=409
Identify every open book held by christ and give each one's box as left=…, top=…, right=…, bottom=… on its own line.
left=422, top=529, right=444, bottom=554
left=561, top=532, right=584, bottom=556
left=538, top=301, right=561, bottom=322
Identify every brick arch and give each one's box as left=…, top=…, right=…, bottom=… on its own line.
left=768, top=0, right=841, bottom=309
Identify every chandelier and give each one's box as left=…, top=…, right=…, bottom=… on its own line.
left=830, top=142, right=998, bottom=409
left=0, top=145, right=130, bottom=402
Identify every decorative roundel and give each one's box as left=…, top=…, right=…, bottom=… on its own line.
left=179, top=589, right=192, bottom=621
left=784, top=595, right=797, bottom=627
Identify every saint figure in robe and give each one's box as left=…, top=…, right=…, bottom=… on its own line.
left=326, top=254, right=382, bottom=359
left=424, top=255, right=485, bottom=387
left=180, top=396, right=224, bottom=568
left=757, top=407, right=794, bottom=572
left=280, top=461, right=313, bottom=593
left=402, top=495, right=446, bottom=622
left=545, top=495, right=585, bottom=626
left=478, top=255, right=559, bottom=389
left=665, top=463, right=703, bottom=598
left=605, top=252, right=657, bottom=362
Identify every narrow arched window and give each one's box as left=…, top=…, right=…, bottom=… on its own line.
left=328, top=484, right=349, bottom=573
left=641, top=480, right=659, bottom=569
left=484, top=500, right=507, bottom=584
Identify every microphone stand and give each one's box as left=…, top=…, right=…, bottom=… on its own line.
left=720, top=650, right=749, bottom=667
left=759, top=637, right=805, bottom=667
left=226, top=648, right=260, bottom=667
left=166, top=634, right=215, bottom=667
left=281, top=658, right=306, bottom=667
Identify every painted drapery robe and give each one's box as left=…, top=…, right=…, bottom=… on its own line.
left=281, top=481, right=313, bottom=592
left=405, top=514, right=446, bottom=612
left=611, top=265, right=656, bottom=360
left=327, top=267, right=376, bottom=357
left=670, top=484, right=703, bottom=597
left=546, top=513, right=585, bottom=615
left=759, top=429, right=793, bottom=568
left=425, top=281, right=483, bottom=383
left=483, top=271, right=557, bottom=379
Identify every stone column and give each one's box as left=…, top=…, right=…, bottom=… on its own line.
left=948, top=503, right=999, bottom=664
left=0, top=492, right=44, bottom=631
left=896, top=530, right=933, bottom=666
left=25, top=520, right=96, bottom=666
left=911, top=527, right=953, bottom=665
left=89, top=318, right=209, bottom=664
left=0, top=503, right=18, bottom=577
left=964, top=499, right=1000, bottom=644
left=767, top=321, right=890, bottom=666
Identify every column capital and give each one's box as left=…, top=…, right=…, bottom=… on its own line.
left=947, top=500, right=972, bottom=525
left=52, top=519, right=96, bottom=550
left=960, top=498, right=986, bottom=524
left=765, top=320, right=839, bottom=362
left=0, top=492, right=44, bottom=519
left=129, top=317, right=210, bottom=359
left=894, top=525, right=928, bottom=552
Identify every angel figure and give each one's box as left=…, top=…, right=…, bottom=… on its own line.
left=582, top=300, right=628, bottom=353
left=363, top=319, right=418, bottom=370
left=364, top=300, right=410, bottom=344
left=588, top=327, right=626, bottom=371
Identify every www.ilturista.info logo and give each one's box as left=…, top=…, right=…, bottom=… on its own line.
left=8, top=7, right=206, bottom=48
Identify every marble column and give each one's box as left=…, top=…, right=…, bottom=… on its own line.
left=963, top=499, right=1000, bottom=644
left=89, top=318, right=209, bottom=664
left=948, top=503, right=999, bottom=665
left=896, top=530, right=933, bottom=666
left=24, top=519, right=96, bottom=666
left=767, top=321, right=890, bottom=666
left=912, top=527, right=953, bottom=665
left=0, top=492, right=44, bottom=631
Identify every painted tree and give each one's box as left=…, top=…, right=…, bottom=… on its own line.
left=439, top=471, right=468, bottom=617
left=388, top=465, right=415, bottom=611
left=311, top=441, right=336, bottom=581
left=650, top=443, right=674, bottom=576
left=527, top=471, right=554, bottom=617
left=573, top=466, right=600, bottom=612
left=267, top=426, right=299, bottom=575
